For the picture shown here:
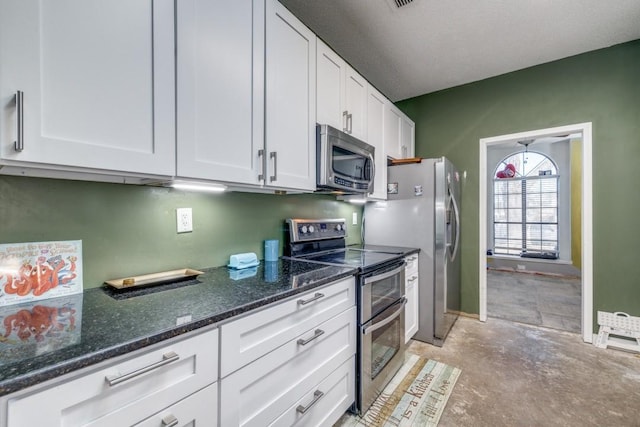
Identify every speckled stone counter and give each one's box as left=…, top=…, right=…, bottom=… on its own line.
left=0, top=259, right=357, bottom=396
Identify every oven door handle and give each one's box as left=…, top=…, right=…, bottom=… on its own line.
left=363, top=263, right=406, bottom=285
left=361, top=297, right=407, bottom=336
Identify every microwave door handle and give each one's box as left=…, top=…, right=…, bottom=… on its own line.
left=368, top=152, right=375, bottom=192
left=363, top=263, right=405, bottom=285
left=362, top=297, right=407, bottom=335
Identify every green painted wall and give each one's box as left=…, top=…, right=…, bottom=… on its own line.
left=397, top=39, right=640, bottom=320
left=0, top=176, right=363, bottom=288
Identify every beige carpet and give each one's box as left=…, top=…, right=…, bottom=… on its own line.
left=336, top=355, right=461, bottom=426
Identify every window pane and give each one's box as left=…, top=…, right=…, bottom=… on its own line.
left=494, top=223, right=508, bottom=238
left=508, top=209, right=522, bottom=222
left=526, top=208, right=541, bottom=222
left=508, top=194, right=521, bottom=207
left=541, top=208, right=557, bottom=222
left=541, top=193, right=557, bottom=208
left=542, top=224, right=557, bottom=240
left=508, top=224, right=522, bottom=239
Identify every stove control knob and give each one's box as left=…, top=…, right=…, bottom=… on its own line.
left=301, top=225, right=308, bottom=234
left=335, top=224, right=342, bottom=231
left=308, top=225, right=315, bottom=233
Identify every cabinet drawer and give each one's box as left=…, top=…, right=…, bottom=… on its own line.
left=220, top=276, right=355, bottom=377
left=135, top=383, right=218, bottom=427
left=220, top=306, right=356, bottom=427
left=405, top=254, right=419, bottom=276
left=7, top=328, right=218, bottom=427
left=271, top=356, right=355, bottom=427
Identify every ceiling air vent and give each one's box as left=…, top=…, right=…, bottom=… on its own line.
left=394, top=0, right=414, bottom=7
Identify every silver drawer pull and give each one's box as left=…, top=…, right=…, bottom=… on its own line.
left=161, top=414, right=179, bottom=427
left=105, top=351, right=180, bottom=387
left=297, top=329, right=324, bottom=346
left=408, top=276, right=418, bottom=282
left=297, top=292, right=324, bottom=305
left=14, top=90, right=24, bottom=152
left=296, top=390, right=324, bottom=414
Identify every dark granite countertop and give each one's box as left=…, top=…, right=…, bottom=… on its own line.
left=0, top=259, right=357, bottom=396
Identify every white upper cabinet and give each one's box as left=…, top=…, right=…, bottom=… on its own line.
left=367, top=85, right=387, bottom=200
left=316, top=39, right=367, bottom=142
left=176, top=0, right=263, bottom=185
left=0, top=0, right=175, bottom=177
left=264, top=0, right=317, bottom=192
left=385, top=102, right=415, bottom=159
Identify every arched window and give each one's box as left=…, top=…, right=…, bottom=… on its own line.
left=493, top=151, right=559, bottom=258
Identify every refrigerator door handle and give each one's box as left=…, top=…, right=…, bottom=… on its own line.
left=449, top=192, right=461, bottom=262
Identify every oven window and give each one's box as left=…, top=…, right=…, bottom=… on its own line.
left=332, top=145, right=371, bottom=180
left=370, top=312, right=402, bottom=380
left=369, top=270, right=403, bottom=317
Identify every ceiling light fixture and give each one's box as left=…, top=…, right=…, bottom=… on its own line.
left=517, top=139, right=534, bottom=164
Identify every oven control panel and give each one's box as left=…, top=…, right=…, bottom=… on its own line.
left=286, top=218, right=347, bottom=243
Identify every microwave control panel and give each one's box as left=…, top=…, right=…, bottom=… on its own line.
left=286, top=218, right=347, bottom=243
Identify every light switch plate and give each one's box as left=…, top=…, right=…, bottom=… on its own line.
left=352, top=212, right=358, bottom=225
left=177, top=208, right=193, bottom=233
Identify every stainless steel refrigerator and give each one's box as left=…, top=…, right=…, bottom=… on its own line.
left=364, top=157, right=461, bottom=345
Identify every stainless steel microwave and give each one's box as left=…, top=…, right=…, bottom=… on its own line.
left=316, top=124, right=375, bottom=193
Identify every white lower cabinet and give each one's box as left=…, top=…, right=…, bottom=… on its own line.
left=221, top=307, right=356, bottom=427
left=220, top=277, right=357, bottom=427
left=4, top=327, right=218, bottom=427
left=405, top=255, right=420, bottom=343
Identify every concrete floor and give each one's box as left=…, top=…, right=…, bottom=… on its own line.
left=407, top=316, right=640, bottom=426
left=487, top=269, right=581, bottom=333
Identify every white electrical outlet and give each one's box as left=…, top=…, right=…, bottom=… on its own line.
left=176, top=208, right=193, bottom=233
left=352, top=212, right=358, bottom=225
left=517, top=264, right=526, bottom=271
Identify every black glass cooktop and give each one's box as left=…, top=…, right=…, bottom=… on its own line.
left=296, top=248, right=402, bottom=272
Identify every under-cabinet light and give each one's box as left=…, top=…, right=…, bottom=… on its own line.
left=170, top=182, right=227, bottom=193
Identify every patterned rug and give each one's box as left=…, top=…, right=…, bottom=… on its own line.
left=338, top=355, right=461, bottom=426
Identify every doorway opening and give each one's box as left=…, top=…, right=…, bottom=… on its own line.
left=479, top=123, right=593, bottom=343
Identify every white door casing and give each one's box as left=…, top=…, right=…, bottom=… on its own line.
left=479, top=122, right=593, bottom=343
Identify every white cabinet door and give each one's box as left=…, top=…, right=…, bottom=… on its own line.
left=316, top=39, right=367, bottom=141
left=344, top=66, right=368, bottom=141
left=385, top=102, right=415, bottom=159
left=0, top=0, right=175, bottom=176
left=176, top=0, right=263, bottom=185
left=265, top=0, right=316, bottom=191
left=384, top=102, right=403, bottom=159
left=401, top=114, right=416, bottom=158
left=316, top=40, right=345, bottom=132
left=367, top=85, right=387, bottom=200
left=405, top=255, right=419, bottom=343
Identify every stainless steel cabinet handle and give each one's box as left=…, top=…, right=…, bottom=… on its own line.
left=297, top=292, right=324, bottom=305
left=362, top=297, right=407, bottom=335
left=296, top=390, right=324, bottom=414
left=161, top=414, right=179, bottom=427
left=364, top=263, right=405, bottom=285
left=297, top=329, right=325, bottom=346
left=408, top=275, right=418, bottom=282
left=269, top=151, right=277, bottom=182
left=347, top=113, right=353, bottom=134
left=14, top=90, right=24, bottom=152
left=258, top=149, right=265, bottom=181
left=342, top=110, right=349, bottom=132
left=105, top=351, right=179, bottom=386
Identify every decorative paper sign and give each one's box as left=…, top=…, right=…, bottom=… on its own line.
left=0, top=293, right=82, bottom=364
left=0, top=240, right=83, bottom=307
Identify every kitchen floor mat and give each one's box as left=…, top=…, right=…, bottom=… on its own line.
left=336, top=354, right=461, bottom=427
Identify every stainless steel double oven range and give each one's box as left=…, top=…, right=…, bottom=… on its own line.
left=285, top=218, right=407, bottom=415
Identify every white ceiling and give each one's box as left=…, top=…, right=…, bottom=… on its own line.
left=279, top=0, right=640, bottom=101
